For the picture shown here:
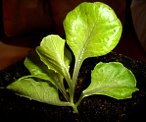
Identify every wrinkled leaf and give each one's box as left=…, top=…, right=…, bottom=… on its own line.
left=24, top=52, right=67, bottom=97
left=7, top=77, right=71, bottom=106
left=36, top=35, right=71, bottom=77
left=24, top=56, right=51, bottom=81
left=83, top=62, right=138, bottom=100
left=64, top=2, right=122, bottom=63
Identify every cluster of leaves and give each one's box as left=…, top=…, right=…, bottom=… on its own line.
left=7, top=2, right=138, bottom=113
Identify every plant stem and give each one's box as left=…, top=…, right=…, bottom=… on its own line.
left=72, top=59, right=83, bottom=95
left=75, top=93, right=84, bottom=107
left=71, top=103, right=79, bottom=113
left=64, top=58, right=84, bottom=112
left=64, top=71, right=74, bottom=103
left=59, top=84, right=70, bottom=101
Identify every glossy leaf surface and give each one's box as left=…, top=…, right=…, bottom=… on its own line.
left=83, top=62, right=138, bottom=99
left=64, top=2, right=122, bottom=63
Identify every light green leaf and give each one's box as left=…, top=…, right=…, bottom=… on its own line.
left=24, top=52, right=68, bottom=99
left=36, top=35, right=71, bottom=77
left=24, top=56, right=50, bottom=81
left=83, top=62, right=139, bottom=100
left=7, top=78, right=71, bottom=106
left=24, top=53, right=60, bottom=86
left=64, top=2, right=122, bottom=63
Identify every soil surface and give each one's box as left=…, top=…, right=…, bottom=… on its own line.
left=0, top=52, right=146, bottom=122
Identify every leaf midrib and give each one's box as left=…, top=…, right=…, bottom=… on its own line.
left=77, top=19, right=97, bottom=62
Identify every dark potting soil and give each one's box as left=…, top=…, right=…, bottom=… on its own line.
left=0, top=52, right=146, bottom=122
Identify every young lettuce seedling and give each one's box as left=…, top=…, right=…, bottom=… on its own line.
left=7, top=2, right=138, bottom=113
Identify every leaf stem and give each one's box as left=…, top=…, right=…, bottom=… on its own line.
left=72, top=104, right=79, bottom=113
left=74, top=62, right=81, bottom=82
left=64, top=71, right=74, bottom=103
left=59, top=83, right=70, bottom=101
left=75, top=93, right=84, bottom=107
left=72, top=59, right=83, bottom=93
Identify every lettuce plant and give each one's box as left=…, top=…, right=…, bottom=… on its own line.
left=7, top=2, right=138, bottom=113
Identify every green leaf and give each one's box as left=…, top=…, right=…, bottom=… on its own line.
left=24, top=52, right=69, bottom=100
left=64, top=2, right=122, bottom=63
left=24, top=52, right=61, bottom=87
left=24, top=56, right=51, bottom=81
left=83, top=62, right=139, bottom=100
left=7, top=77, right=71, bottom=106
left=36, top=35, right=71, bottom=77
